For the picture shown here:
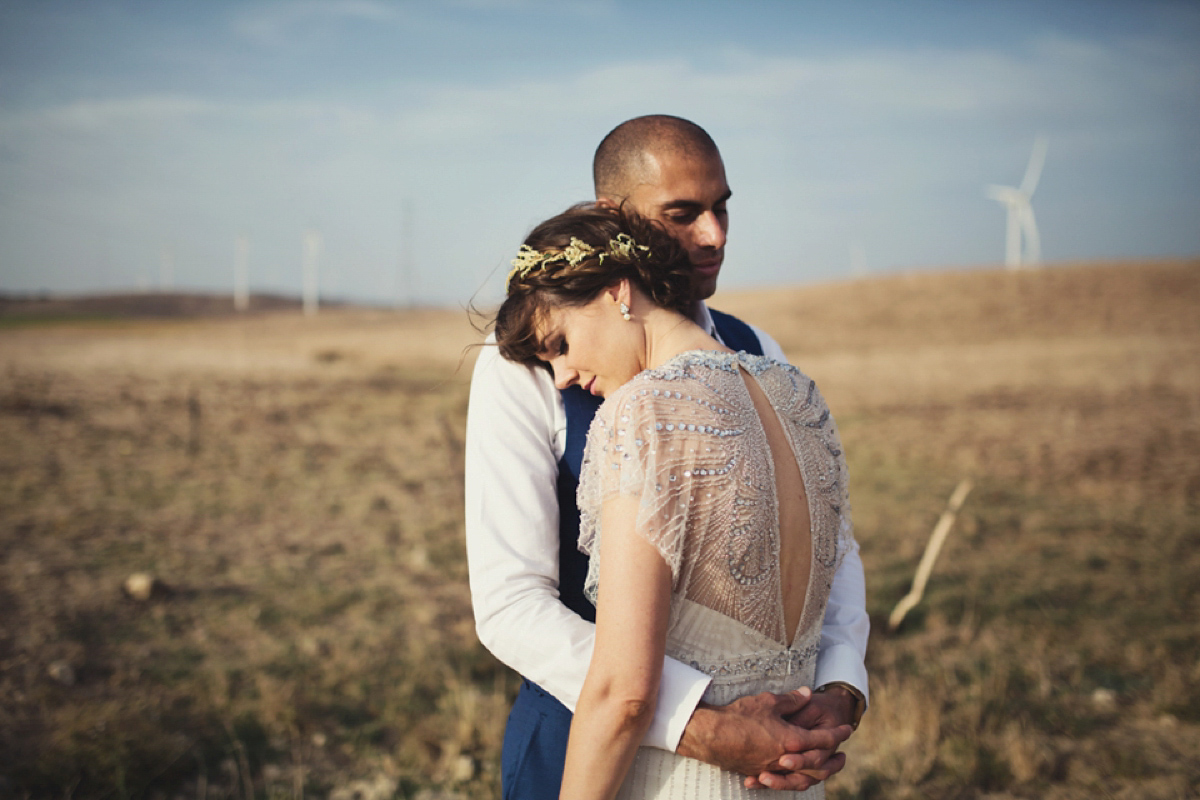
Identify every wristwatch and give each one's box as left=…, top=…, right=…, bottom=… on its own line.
left=816, top=682, right=866, bottom=730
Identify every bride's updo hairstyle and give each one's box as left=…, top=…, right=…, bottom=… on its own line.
left=495, top=203, right=694, bottom=368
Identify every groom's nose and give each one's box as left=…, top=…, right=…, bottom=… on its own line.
left=694, top=210, right=727, bottom=250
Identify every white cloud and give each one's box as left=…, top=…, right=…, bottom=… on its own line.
left=1, top=17, right=1196, bottom=300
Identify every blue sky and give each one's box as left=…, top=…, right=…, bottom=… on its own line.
left=1, top=0, right=1197, bottom=307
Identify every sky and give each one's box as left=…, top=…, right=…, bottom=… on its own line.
left=1, top=0, right=1198, bottom=308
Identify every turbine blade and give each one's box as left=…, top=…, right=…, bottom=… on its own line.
left=1006, top=205, right=1021, bottom=268
left=1020, top=135, right=1049, bottom=196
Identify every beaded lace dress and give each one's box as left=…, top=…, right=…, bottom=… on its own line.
left=578, top=350, right=854, bottom=800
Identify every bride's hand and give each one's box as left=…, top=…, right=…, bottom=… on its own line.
left=747, top=751, right=847, bottom=791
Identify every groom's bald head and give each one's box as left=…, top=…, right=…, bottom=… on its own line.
left=592, top=115, right=721, bottom=202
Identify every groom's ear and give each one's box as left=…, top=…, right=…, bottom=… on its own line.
left=595, top=196, right=621, bottom=210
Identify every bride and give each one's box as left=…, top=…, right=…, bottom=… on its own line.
left=493, top=204, right=857, bottom=800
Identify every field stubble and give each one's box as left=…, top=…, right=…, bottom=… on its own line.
left=719, top=259, right=1200, bottom=799
left=1, top=260, right=1198, bottom=798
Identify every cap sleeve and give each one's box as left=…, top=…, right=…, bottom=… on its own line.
left=577, top=382, right=719, bottom=602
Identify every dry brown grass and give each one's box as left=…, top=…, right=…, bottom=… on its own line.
left=1, top=259, right=1197, bottom=798
left=1, top=309, right=502, bottom=797
left=719, top=258, right=1200, bottom=799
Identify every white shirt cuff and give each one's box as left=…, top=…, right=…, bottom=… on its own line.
left=643, top=657, right=712, bottom=751
left=813, top=643, right=870, bottom=707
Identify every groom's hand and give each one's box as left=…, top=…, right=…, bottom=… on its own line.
left=744, top=686, right=858, bottom=789
left=676, top=688, right=852, bottom=790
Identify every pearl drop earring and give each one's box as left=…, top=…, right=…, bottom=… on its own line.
left=619, top=302, right=631, bottom=321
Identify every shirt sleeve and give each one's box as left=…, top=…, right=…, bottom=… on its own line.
left=813, top=536, right=870, bottom=704
left=464, top=340, right=710, bottom=749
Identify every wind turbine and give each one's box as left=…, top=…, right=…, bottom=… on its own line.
left=986, top=136, right=1047, bottom=269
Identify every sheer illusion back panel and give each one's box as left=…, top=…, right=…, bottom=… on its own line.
left=739, top=365, right=812, bottom=647
left=578, top=352, right=852, bottom=647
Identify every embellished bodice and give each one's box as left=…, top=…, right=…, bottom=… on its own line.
left=577, top=350, right=853, bottom=669
left=576, top=351, right=852, bottom=798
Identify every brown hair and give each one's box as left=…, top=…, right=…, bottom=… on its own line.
left=495, top=203, right=693, bottom=367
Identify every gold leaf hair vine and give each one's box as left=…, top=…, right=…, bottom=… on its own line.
left=506, top=234, right=650, bottom=291
left=601, top=233, right=648, bottom=265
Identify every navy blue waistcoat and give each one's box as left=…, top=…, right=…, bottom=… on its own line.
left=554, top=309, right=765, bottom=621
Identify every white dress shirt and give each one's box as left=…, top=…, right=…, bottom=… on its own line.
left=465, top=304, right=869, bottom=752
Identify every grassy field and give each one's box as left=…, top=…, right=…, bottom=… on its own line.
left=1, top=259, right=1197, bottom=799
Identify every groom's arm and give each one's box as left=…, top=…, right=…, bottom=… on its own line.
left=466, top=343, right=602, bottom=706
left=812, top=540, right=869, bottom=712
left=465, top=342, right=708, bottom=749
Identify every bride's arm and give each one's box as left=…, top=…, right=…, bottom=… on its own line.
left=559, top=494, right=673, bottom=800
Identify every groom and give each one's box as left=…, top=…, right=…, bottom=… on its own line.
left=465, top=115, right=868, bottom=798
